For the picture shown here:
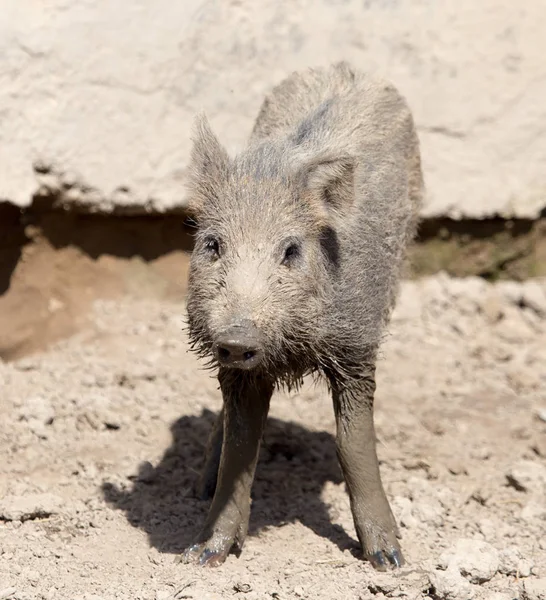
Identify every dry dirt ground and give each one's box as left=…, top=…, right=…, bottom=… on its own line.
left=1, top=274, right=545, bottom=600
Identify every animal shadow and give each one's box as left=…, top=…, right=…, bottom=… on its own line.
left=102, top=408, right=357, bottom=555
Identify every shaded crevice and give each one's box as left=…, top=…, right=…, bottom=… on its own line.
left=1, top=198, right=544, bottom=361
left=412, top=215, right=546, bottom=281
left=1, top=200, right=545, bottom=295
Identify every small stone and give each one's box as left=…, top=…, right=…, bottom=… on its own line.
left=521, top=499, right=546, bottom=523
left=0, top=493, right=64, bottom=522
left=521, top=282, right=546, bottom=317
left=483, top=593, right=516, bottom=600
left=531, top=437, right=546, bottom=458
left=367, top=572, right=398, bottom=595
left=412, top=498, right=445, bottom=526
left=446, top=459, right=469, bottom=476
left=25, top=570, right=40, bottom=585
left=392, top=496, right=419, bottom=529
left=439, top=539, right=499, bottom=583
left=506, top=367, right=541, bottom=392
left=477, top=518, right=497, bottom=542
left=499, top=547, right=534, bottom=577
left=521, top=578, right=546, bottom=600
left=506, top=460, right=546, bottom=493
left=13, top=358, right=39, bottom=371
left=81, top=373, right=97, bottom=387
left=470, top=446, right=491, bottom=461
left=497, top=281, right=523, bottom=307
left=481, top=293, right=505, bottom=323
left=60, top=169, right=81, bottom=189
left=428, top=568, right=475, bottom=600
left=535, top=408, right=546, bottom=423
left=407, top=477, right=447, bottom=526
left=17, top=395, right=55, bottom=425
left=234, top=582, right=253, bottom=593
left=103, top=412, right=122, bottom=430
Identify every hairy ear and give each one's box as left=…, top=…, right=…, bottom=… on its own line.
left=186, top=113, right=230, bottom=216
left=296, top=152, right=355, bottom=217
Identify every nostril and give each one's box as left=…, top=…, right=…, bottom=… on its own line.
left=214, top=329, right=263, bottom=369
left=217, top=346, right=231, bottom=361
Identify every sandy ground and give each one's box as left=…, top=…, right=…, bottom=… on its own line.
left=1, top=274, right=545, bottom=600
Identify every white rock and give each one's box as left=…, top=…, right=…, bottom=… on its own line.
left=0, top=493, right=64, bottom=522
left=521, top=282, right=546, bottom=318
left=17, top=395, right=55, bottom=425
left=1, top=1, right=546, bottom=219
left=521, top=499, right=546, bottom=523
left=506, top=460, right=546, bottom=493
left=521, top=578, right=546, bottom=600
left=499, top=547, right=534, bottom=577
left=480, top=593, right=517, bottom=600
left=536, top=408, right=546, bottom=423
left=392, top=496, right=419, bottom=529
left=496, top=281, right=524, bottom=307
left=428, top=568, right=475, bottom=600
left=407, top=477, right=447, bottom=526
left=439, top=539, right=499, bottom=584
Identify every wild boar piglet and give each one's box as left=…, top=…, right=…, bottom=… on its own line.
left=182, top=61, right=423, bottom=570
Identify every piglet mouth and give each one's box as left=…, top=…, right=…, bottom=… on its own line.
left=213, top=322, right=264, bottom=370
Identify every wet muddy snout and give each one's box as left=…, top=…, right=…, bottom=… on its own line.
left=213, top=322, right=264, bottom=370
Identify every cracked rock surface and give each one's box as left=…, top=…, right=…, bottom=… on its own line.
left=1, top=1, right=546, bottom=218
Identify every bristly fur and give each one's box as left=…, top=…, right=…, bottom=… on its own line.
left=185, top=61, right=424, bottom=389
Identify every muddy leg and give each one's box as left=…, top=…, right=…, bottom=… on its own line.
left=199, top=407, right=224, bottom=500
left=330, top=366, right=403, bottom=570
left=181, top=370, right=273, bottom=567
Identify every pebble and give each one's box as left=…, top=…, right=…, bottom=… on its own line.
left=0, top=493, right=64, bottom=522
left=233, top=582, right=253, bottom=593
left=392, top=496, right=419, bottom=529
left=428, top=568, right=475, bottom=600
left=497, top=281, right=524, bottom=307
left=536, top=408, right=546, bottom=423
left=506, top=460, right=546, bottom=493
left=499, top=547, right=534, bottom=577
left=521, top=281, right=546, bottom=317
left=438, top=539, right=499, bottom=583
left=521, top=578, right=546, bottom=600
left=480, top=293, right=505, bottom=324
left=521, top=499, right=546, bottom=523
left=16, top=395, right=56, bottom=437
left=483, top=593, right=517, bottom=600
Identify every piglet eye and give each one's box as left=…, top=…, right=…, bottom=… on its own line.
left=282, top=242, right=300, bottom=266
left=204, top=237, right=220, bottom=258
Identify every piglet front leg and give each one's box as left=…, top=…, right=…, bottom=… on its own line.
left=181, top=370, right=273, bottom=567
left=330, top=366, right=403, bottom=570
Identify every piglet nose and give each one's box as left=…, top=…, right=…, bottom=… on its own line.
left=214, top=324, right=264, bottom=370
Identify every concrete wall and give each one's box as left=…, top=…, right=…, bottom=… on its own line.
left=2, top=0, right=545, bottom=218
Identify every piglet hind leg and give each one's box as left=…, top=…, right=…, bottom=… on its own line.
left=180, top=370, right=273, bottom=567
left=329, top=366, right=403, bottom=570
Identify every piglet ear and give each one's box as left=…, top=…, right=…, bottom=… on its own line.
left=296, top=152, right=355, bottom=217
left=186, top=113, right=230, bottom=216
